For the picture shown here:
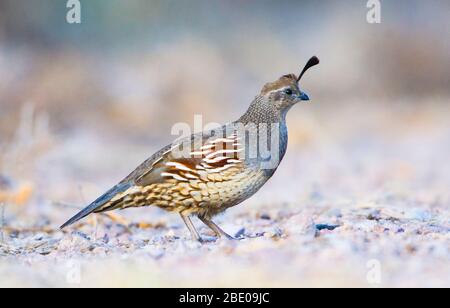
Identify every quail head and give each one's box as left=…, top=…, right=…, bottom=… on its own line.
left=61, top=56, right=320, bottom=242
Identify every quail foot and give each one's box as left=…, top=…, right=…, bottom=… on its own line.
left=61, top=56, right=320, bottom=242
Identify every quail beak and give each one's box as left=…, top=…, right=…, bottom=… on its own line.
left=298, top=91, right=310, bottom=101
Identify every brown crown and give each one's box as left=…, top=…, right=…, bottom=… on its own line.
left=260, top=74, right=298, bottom=95
left=260, top=56, right=320, bottom=96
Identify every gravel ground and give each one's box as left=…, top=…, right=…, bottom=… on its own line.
left=0, top=104, right=449, bottom=288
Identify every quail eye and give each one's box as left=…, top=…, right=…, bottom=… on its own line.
left=284, top=89, right=293, bottom=95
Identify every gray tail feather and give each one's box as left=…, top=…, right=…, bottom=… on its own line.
left=60, top=183, right=131, bottom=229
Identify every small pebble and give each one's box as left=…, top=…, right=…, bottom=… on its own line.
left=316, top=224, right=340, bottom=231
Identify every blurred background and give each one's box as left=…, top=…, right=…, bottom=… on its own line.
left=0, top=0, right=449, bottom=287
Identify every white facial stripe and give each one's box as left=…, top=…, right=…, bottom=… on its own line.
left=265, top=87, right=293, bottom=95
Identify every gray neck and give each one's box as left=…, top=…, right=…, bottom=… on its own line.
left=238, top=96, right=281, bottom=125
left=235, top=96, right=290, bottom=171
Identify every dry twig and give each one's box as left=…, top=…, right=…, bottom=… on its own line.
left=53, top=201, right=130, bottom=227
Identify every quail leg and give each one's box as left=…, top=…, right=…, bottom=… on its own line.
left=198, top=216, right=236, bottom=240
left=180, top=214, right=203, bottom=242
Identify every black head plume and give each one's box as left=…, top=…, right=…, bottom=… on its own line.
left=297, top=56, right=320, bottom=83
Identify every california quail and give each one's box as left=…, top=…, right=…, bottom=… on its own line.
left=61, top=56, right=320, bottom=241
